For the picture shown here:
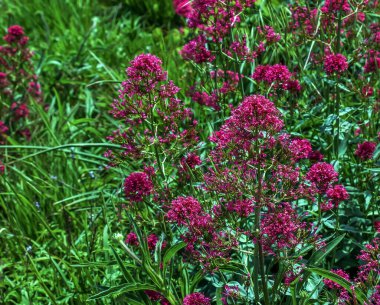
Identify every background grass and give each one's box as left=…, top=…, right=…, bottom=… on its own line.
left=0, top=0, right=185, bottom=304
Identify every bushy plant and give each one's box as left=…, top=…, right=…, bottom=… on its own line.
left=0, top=0, right=379, bottom=304
left=94, top=1, right=380, bottom=304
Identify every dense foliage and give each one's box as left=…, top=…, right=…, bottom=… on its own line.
left=0, top=0, right=379, bottom=304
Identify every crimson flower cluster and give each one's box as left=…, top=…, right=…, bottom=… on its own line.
left=183, top=292, right=211, bottom=305
left=186, top=0, right=256, bottom=41
left=106, top=53, right=198, bottom=166
left=172, top=0, right=193, bottom=18
left=323, top=53, right=349, bottom=76
left=355, top=141, right=377, bottom=160
left=123, top=172, right=153, bottom=203
left=252, top=64, right=301, bottom=93
left=166, top=196, right=238, bottom=269
left=0, top=25, right=42, bottom=143
left=177, top=0, right=288, bottom=114
left=164, top=94, right=337, bottom=272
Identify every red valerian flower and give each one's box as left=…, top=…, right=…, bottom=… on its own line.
left=321, top=0, right=350, bottom=14
left=210, top=95, right=284, bottom=150
left=0, top=160, right=4, bottom=174
left=183, top=292, right=211, bottom=305
left=326, top=184, right=349, bottom=208
left=355, top=141, right=376, bottom=160
left=125, top=232, right=139, bottom=246
left=7, top=25, right=24, bottom=36
left=180, top=35, right=215, bottom=63
left=374, top=221, right=380, bottom=233
left=123, top=172, right=153, bottom=202
left=289, top=138, right=313, bottom=161
left=147, top=233, right=167, bottom=250
left=166, top=196, right=203, bottom=226
left=306, top=162, right=338, bottom=193
left=145, top=290, right=170, bottom=305
left=0, top=121, right=8, bottom=135
left=125, top=53, right=167, bottom=94
left=364, top=50, right=380, bottom=73
left=173, top=0, right=193, bottom=18
left=324, top=53, right=348, bottom=75
left=226, top=199, right=255, bottom=217
left=252, top=63, right=301, bottom=93
left=357, top=238, right=380, bottom=282
left=308, top=150, right=324, bottom=162
left=180, top=152, right=202, bottom=171
left=260, top=202, right=318, bottom=255
left=4, top=25, right=26, bottom=43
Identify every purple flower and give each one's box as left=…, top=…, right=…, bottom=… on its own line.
left=124, top=172, right=153, bottom=202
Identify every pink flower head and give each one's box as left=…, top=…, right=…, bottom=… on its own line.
left=355, top=141, right=376, bottom=160
left=183, top=292, right=211, bottom=305
left=260, top=202, right=317, bottom=254
left=188, top=90, right=219, bottom=110
left=252, top=64, right=292, bottom=87
left=0, top=121, right=8, bottom=135
left=123, top=172, right=153, bottom=202
left=289, top=138, right=313, bottom=161
left=0, top=72, right=9, bottom=88
left=126, top=54, right=167, bottom=92
left=364, top=51, right=380, bottom=73
left=145, top=290, right=169, bottom=304
left=357, top=238, right=380, bottom=281
left=181, top=152, right=202, bottom=171
left=306, top=162, right=338, bottom=192
left=226, top=199, right=255, bottom=217
left=290, top=6, right=318, bottom=35
left=257, top=25, right=281, bottom=43
left=4, top=25, right=26, bottom=43
left=362, top=85, right=374, bottom=97
left=28, top=81, right=42, bottom=97
left=167, top=196, right=203, bottom=226
left=321, top=0, right=351, bottom=13
left=187, top=0, right=256, bottom=40
left=173, top=0, right=193, bottom=18
left=125, top=232, right=139, bottom=246
left=222, top=285, right=240, bottom=304
left=7, top=25, right=24, bottom=37
left=11, top=103, right=30, bottom=119
left=210, top=95, right=283, bottom=149
left=180, top=35, right=215, bottom=63
left=147, top=234, right=167, bottom=250
left=308, top=150, right=324, bottom=162
left=326, top=184, right=349, bottom=208
left=19, top=128, right=31, bottom=141
left=324, top=53, right=348, bottom=75
left=374, top=221, right=380, bottom=233
left=0, top=160, right=4, bottom=174
left=323, top=269, right=350, bottom=290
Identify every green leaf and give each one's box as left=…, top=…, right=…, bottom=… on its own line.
left=111, top=246, right=135, bottom=282
left=163, top=241, right=186, bottom=268
left=88, top=283, right=157, bottom=300
left=216, top=287, right=223, bottom=305
left=306, top=268, right=367, bottom=304
left=308, top=234, right=345, bottom=265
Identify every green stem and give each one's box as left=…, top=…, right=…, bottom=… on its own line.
left=253, top=207, right=260, bottom=302
left=334, top=7, right=343, bottom=162
left=259, top=242, right=270, bottom=305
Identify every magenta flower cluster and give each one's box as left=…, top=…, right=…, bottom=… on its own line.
left=123, top=172, right=153, bottom=203
left=0, top=25, right=42, bottom=143
left=323, top=53, right=349, bottom=75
